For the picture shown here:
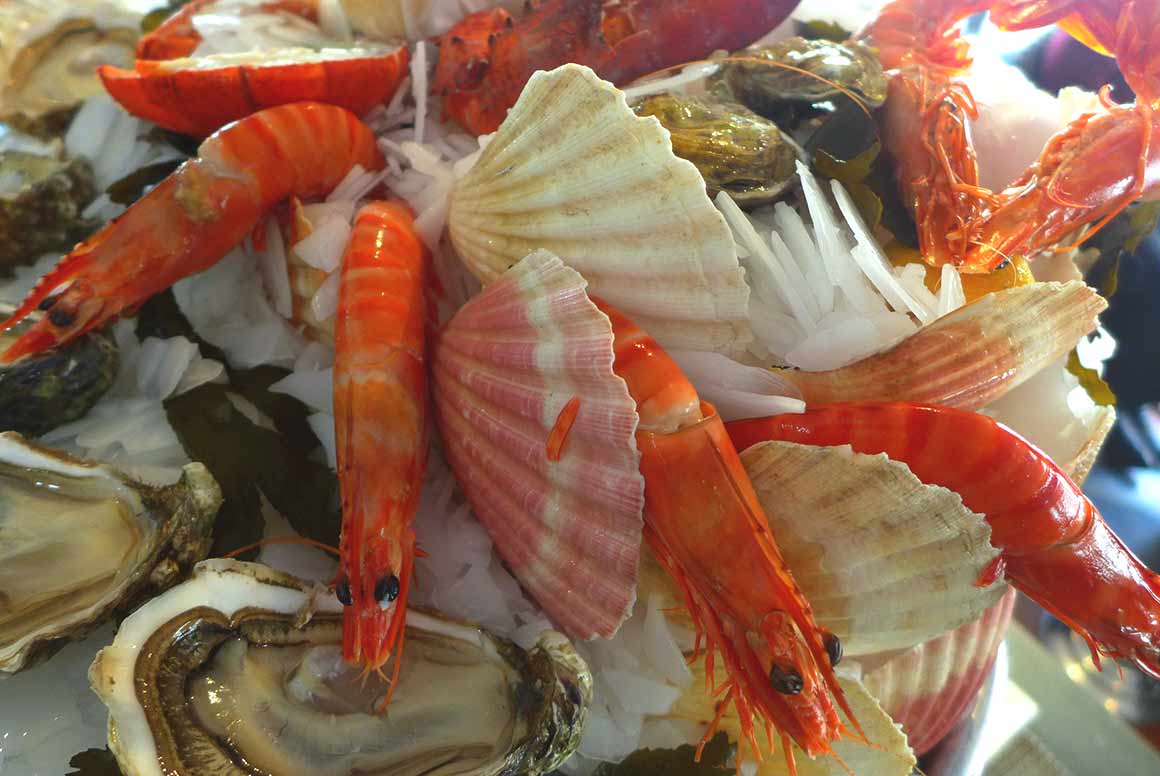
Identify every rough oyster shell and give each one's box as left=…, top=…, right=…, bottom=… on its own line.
left=0, top=302, right=118, bottom=436
left=0, top=433, right=220, bottom=674
left=90, top=558, right=591, bottom=776
left=432, top=250, right=645, bottom=640
left=448, top=64, right=752, bottom=357
left=740, top=440, right=1007, bottom=656
left=0, top=0, right=139, bottom=122
left=863, top=589, right=1016, bottom=756
left=777, top=282, right=1106, bottom=410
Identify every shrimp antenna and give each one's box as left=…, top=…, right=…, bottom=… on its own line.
left=222, top=535, right=341, bottom=559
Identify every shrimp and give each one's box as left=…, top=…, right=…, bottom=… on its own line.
left=727, top=403, right=1160, bottom=679
left=0, top=101, right=383, bottom=362
left=596, top=300, right=857, bottom=773
left=333, top=201, right=430, bottom=683
left=432, top=0, right=802, bottom=135
left=857, top=0, right=1160, bottom=271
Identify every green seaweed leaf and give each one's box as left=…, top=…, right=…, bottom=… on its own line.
left=141, top=0, right=190, bottom=33
left=592, top=733, right=733, bottom=776
left=67, top=748, right=124, bottom=776
left=106, top=160, right=184, bottom=205
left=1066, top=349, right=1117, bottom=407
left=1084, top=201, right=1160, bottom=299
left=796, top=19, right=852, bottom=43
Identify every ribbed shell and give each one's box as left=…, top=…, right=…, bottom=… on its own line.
left=448, top=64, right=752, bottom=358
left=432, top=250, right=645, bottom=640
left=740, top=441, right=1007, bottom=656
left=779, top=281, right=1106, bottom=410
left=863, top=589, right=1016, bottom=756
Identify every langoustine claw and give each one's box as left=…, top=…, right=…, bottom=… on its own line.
left=728, top=403, right=1160, bottom=679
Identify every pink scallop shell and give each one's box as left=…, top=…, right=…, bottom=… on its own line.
left=432, top=250, right=646, bottom=639
left=864, top=588, right=1016, bottom=755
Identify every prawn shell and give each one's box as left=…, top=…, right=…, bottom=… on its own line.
left=432, top=249, right=646, bottom=640
left=778, top=281, right=1106, bottom=411
left=100, top=45, right=409, bottom=137
left=448, top=64, right=752, bottom=358
left=740, top=440, right=1007, bottom=656
left=863, top=589, right=1016, bottom=756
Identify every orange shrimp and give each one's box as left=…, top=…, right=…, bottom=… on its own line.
left=432, top=0, right=802, bottom=135
left=0, top=101, right=383, bottom=364
left=728, top=403, right=1160, bottom=679
left=858, top=0, right=1160, bottom=271
left=596, top=300, right=857, bottom=773
left=333, top=201, right=430, bottom=682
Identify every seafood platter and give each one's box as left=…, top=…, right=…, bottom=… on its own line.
left=1, top=0, right=1158, bottom=774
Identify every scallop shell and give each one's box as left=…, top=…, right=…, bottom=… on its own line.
left=740, top=441, right=1007, bottom=656
left=432, top=250, right=645, bottom=640
left=448, top=64, right=752, bottom=357
left=863, top=589, right=1016, bottom=756
left=662, top=663, right=915, bottom=776
left=778, top=281, right=1106, bottom=410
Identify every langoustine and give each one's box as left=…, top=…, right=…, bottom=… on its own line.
left=728, top=403, right=1160, bottom=679
left=857, top=0, right=1160, bottom=271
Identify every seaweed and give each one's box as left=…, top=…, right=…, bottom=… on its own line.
left=141, top=0, right=191, bottom=34
left=592, top=733, right=733, bottom=776
left=66, top=748, right=124, bottom=776
left=1066, top=348, right=1116, bottom=407
left=106, top=159, right=184, bottom=205
left=1084, top=201, right=1160, bottom=299
left=796, top=19, right=852, bottom=43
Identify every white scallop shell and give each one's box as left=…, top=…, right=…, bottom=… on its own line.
left=863, top=589, right=1016, bottom=755
left=432, top=250, right=646, bottom=640
left=740, top=441, right=1007, bottom=656
left=448, top=64, right=752, bottom=357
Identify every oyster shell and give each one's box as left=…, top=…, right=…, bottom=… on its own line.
left=0, top=0, right=140, bottom=123
left=0, top=433, right=221, bottom=674
left=449, top=64, right=752, bottom=357
left=632, top=93, right=797, bottom=205
left=91, top=559, right=592, bottom=776
left=0, top=302, right=118, bottom=436
left=0, top=128, right=98, bottom=267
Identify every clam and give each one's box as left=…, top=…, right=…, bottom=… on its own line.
left=449, top=64, right=752, bottom=357
left=0, top=0, right=140, bottom=125
left=718, top=37, right=888, bottom=118
left=0, top=128, right=97, bottom=267
left=0, top=302, right=118, bottom=436
left=90, top=559, right=592, bottom=776
left=0, top=433, right=221, bottom=674
left=632, top=93, right=797, bottom=206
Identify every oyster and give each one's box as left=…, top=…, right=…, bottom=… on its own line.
left=0, top=434, right=220, bottom=675
left=0, top=0, right=140, bottom=123
left=632, top=93, right=797, bottom=205
left=0, top=302, right=118, bottom=436
left=719, top=37, right=888, bottom=118
left=0, top=128, right=97, bottom=266
left=91, top=559, right=592, bottom=776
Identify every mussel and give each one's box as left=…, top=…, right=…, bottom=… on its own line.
left=632, top=93, right=797, bottom=205
left=0, top=433, right=221, bottom=674
left=90, top=559, right=592, bottom=776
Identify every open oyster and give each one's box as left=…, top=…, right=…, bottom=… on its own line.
left=0, top=0, right=140, bottom=124
left=0, top=302, right=118, bottom=436
left=91, top=559, right=592, bottom=776
left=0, top=128, right=97, bottom=266
left=0, top=434, right=220, bottom=674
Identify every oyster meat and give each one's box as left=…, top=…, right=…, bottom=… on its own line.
left=0, top=127, right=98, bottom=266
left=0, top=433, right=220, bottom=674
left=91, top=559, right=592, bottom=776
left=0, top=302, right=118, bottom=436
left=0, top=0, right=140, bottom=123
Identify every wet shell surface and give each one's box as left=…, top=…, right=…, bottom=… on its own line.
left=740, top=441, right=1007, bottom=656
left=448, top=64, right=752, bottom=357
left=432, top=250, right=645, bottom=640
left=864, top=589, right=1016, bottom=756
left=778, top=282, right=1106, bottom=410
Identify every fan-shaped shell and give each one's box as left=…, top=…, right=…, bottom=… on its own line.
left=864, top=589, right=1016, bottom=755
left=448, top=64, right=752, bottom=357
left=740, top=441, right=1007, bottom=656
left=432, top=250, right=645, bottom=640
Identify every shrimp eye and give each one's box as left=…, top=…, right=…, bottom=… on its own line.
left=48, top=307, right=75, bottom=327
left=335, top=580, right=352, bottom=606
left=770, top=664, right=804, bottom=695
left=824, top=633, right=843, bottom=666
left=375, top=574, right=401, bottom=605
